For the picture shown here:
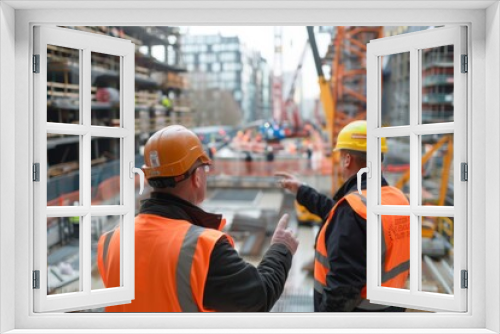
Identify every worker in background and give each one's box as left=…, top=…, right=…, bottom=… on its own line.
left=98, top=125, right=298, bottom=312
left=244, top=151, right=253, bottom=175
left=161, top=95, right=172, bottom=117
left=265, top=145, right=275, bottom=175
left=276, top=120, right=410, bottom=312
left=69, top=201, right=80, bottom=239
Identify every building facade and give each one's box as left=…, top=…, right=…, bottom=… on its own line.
left=181, top=34, right=271, bottom=124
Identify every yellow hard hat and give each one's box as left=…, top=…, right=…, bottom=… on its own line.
left=142, top=125, right=210, bottom=181
left=334, top=120, right=388, bottom=153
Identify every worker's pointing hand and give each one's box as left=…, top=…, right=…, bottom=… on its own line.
left=275, top=172, right=302, bottom=195
left=271, top=214, right=299, bottom=255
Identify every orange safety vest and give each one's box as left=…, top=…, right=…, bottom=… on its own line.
left=97, top=213, right=233, bottom=312
left=314, top=187, right=410, bottom=300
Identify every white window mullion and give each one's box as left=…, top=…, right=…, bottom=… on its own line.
left=372, top=205, right=411, bottom=215
left=45, top=124, right=130, bottom=138
left=33, top=27, right=48, bottom=312
left=372, top=126, right=411, bottom=138
left=453, top=26, right=468, bottom=312
left=409, top=47, right=420, bottom=296
left=46, top=123, right=88, bottom=135
left=82, top=47, right=92, bottom=295
left=366, top=46, right=378, bottom=296
left=121, top=46, right=135, bottom=293
left=413, top=123, right=454, bottom=135
left=90, top=126, right=129, bottom=138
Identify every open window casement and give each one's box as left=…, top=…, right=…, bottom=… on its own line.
left=365, top=26, right=467, bottom=312
left=33, top=26, right=136, bottom=312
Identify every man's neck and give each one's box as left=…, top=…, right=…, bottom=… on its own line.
left=153, top=187, right=196, bottom=204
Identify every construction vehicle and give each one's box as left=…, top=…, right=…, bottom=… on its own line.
left=294, top=202, right=323, bottom=226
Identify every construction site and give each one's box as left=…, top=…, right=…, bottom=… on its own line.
left=44, top=26, right=455, bottom=312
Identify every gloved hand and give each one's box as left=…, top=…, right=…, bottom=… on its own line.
left=275, top=172, right=303, bottom=195
left=271, top=214, right=299, bottom=255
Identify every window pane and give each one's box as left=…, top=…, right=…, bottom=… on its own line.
left=380, top=52, right=410, bottom=127
left=47, top=217, right=81, bottom=295
left=91, top=52, right=121, bottom=127
left=91, top=137, right=121, bottom=205
left=92, top=216, right=121, bottom=290
left=421, top=45, right=454, bottom=123
left=47, top=45, right=80, bottom=124
left=381, top=136, right=410, bottom=204
left=380, top=215, right=410, bottom=290
left=47, top=134, right=80, bottom=206
left=421, top=216, right=454, bottom=295
left=421, top=134, right=454, bottom=206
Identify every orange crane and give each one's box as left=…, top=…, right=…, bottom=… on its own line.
left=307, top=26, right=384, bottom=193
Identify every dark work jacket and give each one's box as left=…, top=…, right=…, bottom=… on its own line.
left=139, top=192, right=293, bottom=312
left=297, top=174, right=389, bottom=312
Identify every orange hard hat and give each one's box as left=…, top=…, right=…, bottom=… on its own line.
left=142, top=125, right=210, bottom=183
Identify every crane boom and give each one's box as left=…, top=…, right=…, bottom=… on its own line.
left=306, top=26, right=334, bottom=143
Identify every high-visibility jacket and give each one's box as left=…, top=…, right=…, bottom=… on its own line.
left=314, top=187, right=410, bottom=300
left=97, top=213, right=233, bottom=312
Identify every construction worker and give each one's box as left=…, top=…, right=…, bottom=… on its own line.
left=97, top=125, right=298, bottom=312
left=276, top=120, right=410, bottom=312
left=69, top=201, right=80, bottom=239
left=161, top=95, right=173, bottom=117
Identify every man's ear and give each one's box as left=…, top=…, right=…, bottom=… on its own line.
left=191, top=167, right=201, bottom=188
left=343, top=153, right=351, bottom=168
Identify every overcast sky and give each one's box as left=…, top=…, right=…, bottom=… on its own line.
left=179, top=26, right=332, bottom=100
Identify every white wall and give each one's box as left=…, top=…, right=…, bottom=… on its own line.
left=0, top=2, right=16, bottom=333
left=486, top=2, right=500, bottom=333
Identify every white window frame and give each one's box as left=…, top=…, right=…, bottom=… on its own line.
left=33, top=26, right=136, bottom=313
left=366, top=26, right=467, bottom=312
left=0, top=2, right=498, bottom=333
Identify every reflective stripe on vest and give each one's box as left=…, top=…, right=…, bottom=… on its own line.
left=177, top=225, right=204, bottom=312
left=97, top=214, right=232, bottom=312
left=102, top=230, right=115, bottom=271
left=314, top=187, right=410, bottom=298
left=97, top=229, right=116, bottom=288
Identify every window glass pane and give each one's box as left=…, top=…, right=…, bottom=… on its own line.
left=91, top=52, right=121, bottom=127
left=47, top=45, right=80, bottom=124
left=92, top=216, right=121, bottom=290
left=47, top=134, right=80, bottom=206
left=421, top=134, right=453, bottom=206
left=421, top=45, right=454, bottom=123
left=380, top=52, right=410, bottom=127
left=47, top=217, right=80, bottom=295
left=91, top=137, right=121, bottom=205
left=421, top=216, right=454, bottom=295
left=380, top=215, right=410, bottom=290
left=381, top=136, right=410, bottom=204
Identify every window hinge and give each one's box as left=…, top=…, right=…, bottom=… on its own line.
left=33, top=54, right=40, bottom=73
left=461, top=54, right=468, bottom=73
left=33, top=270, right=40, bottom=289
left=461, top=270, right=468, bottom=289
left=461, top=162, right=468, bottom=181
left=33, top=163, right=40, bottom=182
